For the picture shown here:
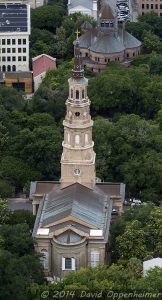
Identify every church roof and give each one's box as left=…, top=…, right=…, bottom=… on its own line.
left=100, top=3, right=114, bottom=19
left=68, top=0, right=93, bottom=10
left=41, top=183, right=109, bottom=229
left=78, top=28, right=141, bottom=54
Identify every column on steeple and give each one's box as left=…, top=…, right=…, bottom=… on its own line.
left=60, top=36, right=96, bottom=189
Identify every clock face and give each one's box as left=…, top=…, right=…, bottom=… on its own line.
left=74, top=168, right=80, bottom=175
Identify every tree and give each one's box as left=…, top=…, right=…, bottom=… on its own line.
left=138, top=11, right=162, bottom=37
left=31, top=4, right=65, bottom=33
left=8, top=210, right=35, bottom=230
left=142, top=31, right=162, bottom=53
left=126, top=21, right=153, bottom=41
left=0, top=250, right=45, bottom=300
left=0, top=224, right=34, bottom=256
left=0, top=199, right=11, bottom=225
left=116, top=220, right=149, bottom=260
left=0, top=156, right=41, bottom=190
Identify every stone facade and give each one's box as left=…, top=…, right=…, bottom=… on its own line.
left=31, top=35, right=125, bottom=279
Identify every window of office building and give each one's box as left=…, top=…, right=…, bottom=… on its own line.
left=7, top=57, right=11, bottom=62
left=2, top=57, right=6, bottom=62
left=23, top=39, right=26, bottom=44
left=23, top=56, right=26, bottom=61
left=23, top=48, right=26, bottom=53
left=18, top=48, right=21, bottom=53
left=2, top=39, right=5, bottom=45
left=18, top=56, right=22, bottom=61
left=12, top=39, right=16, bottom=45
left=18, top=39, right=21, bottom=45
left=7, top=48, right=11, bottom=53
left=2, top=48, right=5, bottom=53
left=7, top=39, right=10, bottom=45
left=12, top=56, right=16, bottom=62
left=12, top=48, right=16, bottom=53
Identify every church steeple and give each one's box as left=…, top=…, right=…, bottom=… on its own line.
left=72, top=32, right=84, bottom=79
left=60, top=34, right=96, bottom=189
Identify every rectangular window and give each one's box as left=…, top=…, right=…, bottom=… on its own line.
left=151, top=4, right=153, bottom=9
left=23, top=56, right=26, bottom=61
left=18, top=56, right=22, bottom=61
left=2, top=39, right=5, bottom=45
left=12, top=48, right=16, bottom=53
left=12, top=56, right=16, bottom=61
left=2, top=57, right=6, bottom=61
left=2, top=48, right=5, bottom=53
left=62, top=257, right=75, bottom=270
left=12, top=39, right=16, bottom=45
left=18, top=48, right=21, bottom=53
left=160, top=4, right=162, bottom=8
left=142, top=4, right=144, bottom=8
left=7, top=48, right=11, bottom=53
left=7, top=39, right=10, bottom=45
left=146, top=4, right=149, bottom=9
left=65, top=258, right=72, bottom=269
left=7, top=57, right=11, bottom=61
left=90, top=251, right=100, bottom=267
left=155, top=4, right=158, bottom=9
left=23, top=39, right=26, bottom=44
left=18, top=39, right=21, bottom=45
left=23, top=48, right=26, bottom=53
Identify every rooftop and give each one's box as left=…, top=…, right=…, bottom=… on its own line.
left=0, top=3, right=28, bottom=33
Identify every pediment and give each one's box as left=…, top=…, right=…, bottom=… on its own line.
left=54, top=226, right=89, bottom=238
left=54, top=226, right=88, bottom=244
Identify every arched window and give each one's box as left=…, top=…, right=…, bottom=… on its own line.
left=2, top=65, right=6, bottom=72
left=85, top=134, right=88, bottom=144
left=71, top=89, right=73, bottom=98
left=82, top=89, right=85, bottom=99
left=7, top=65, right=11, bottom=72
left=75, top=135, right=80, bottom=145
left=12, top=65, right=16, bottom=71
left=76, top=90, right=79, bottom=99
left=40, top=249, right=48, bottom=269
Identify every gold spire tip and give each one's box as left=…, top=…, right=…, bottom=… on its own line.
left=75, top=29, right=80, bottom=39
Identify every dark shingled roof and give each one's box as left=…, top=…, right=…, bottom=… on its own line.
left=40, top=183, right=110, bottom=230
left=78, top=27, right=141, bottom=54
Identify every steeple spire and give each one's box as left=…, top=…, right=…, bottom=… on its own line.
left=72, top=31, right=84, bottom=79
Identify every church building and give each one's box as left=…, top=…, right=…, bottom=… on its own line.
left=79, top=1, right=141, bottom=72
left=31, top=37, right=125, bottom=278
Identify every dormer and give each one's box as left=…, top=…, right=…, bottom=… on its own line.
left=99, top=4, right=115, bottom=29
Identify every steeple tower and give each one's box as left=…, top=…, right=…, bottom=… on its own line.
left=60, top=35, right=96, bottom=189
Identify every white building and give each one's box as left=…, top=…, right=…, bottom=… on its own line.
left=0, top=3, right=30, bottom=73
left=143, top=258, right=162, bottom=276
left=0, top=0, right=45, bottom=9
left=68, top=0, right=97, bottom=20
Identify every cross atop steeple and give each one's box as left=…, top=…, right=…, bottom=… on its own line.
left=75, top=29, right=80, bottom=39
